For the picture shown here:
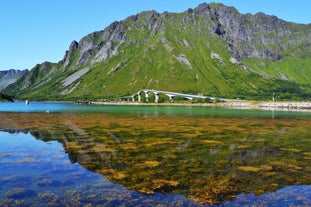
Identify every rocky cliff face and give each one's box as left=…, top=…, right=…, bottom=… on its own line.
left=4, top=3, right=311, bottom=100
left=62, top=20, right=128, bottom=70
left=63, top=3, right=311, bottom=67
left=0, top=69, right=29, bottom=90
left=181, top=3, right=311, bottom=60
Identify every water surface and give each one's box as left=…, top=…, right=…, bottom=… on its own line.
left=0, top=102, right=310, bottom=206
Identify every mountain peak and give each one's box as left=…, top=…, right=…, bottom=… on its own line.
left=194, top=2, right=238, bottom=15
left=3, top=3, right=311, bottom=101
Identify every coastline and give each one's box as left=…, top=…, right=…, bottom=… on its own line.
left=80, top=100, right=311, bottom=112
left=217, top=101, right=311, bottom=111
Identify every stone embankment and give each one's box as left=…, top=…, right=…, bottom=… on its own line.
left=79, top=100, right=311, bottom=111
left=218, top=101, right=311, bottom=111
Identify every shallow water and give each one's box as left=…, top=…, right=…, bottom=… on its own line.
left=0, top=102, right=310, bottom=206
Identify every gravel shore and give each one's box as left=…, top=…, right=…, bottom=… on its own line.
left=80, top=100, right=311, bottom=111
left=217, top=101, right=311, bottom=111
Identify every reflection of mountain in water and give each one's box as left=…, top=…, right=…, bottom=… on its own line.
left=0, top=112, right=310, bottom=204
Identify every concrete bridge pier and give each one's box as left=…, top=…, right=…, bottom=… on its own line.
left=168, top=95, right=174, bottom=102
left=145, top=91, right=149, bottom=102
left=137, top=92, right=142, bottom=102
left=154, top=93, right=159, bottom=103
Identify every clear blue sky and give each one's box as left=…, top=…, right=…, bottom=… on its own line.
left=1, top=0, right=310, bottom=71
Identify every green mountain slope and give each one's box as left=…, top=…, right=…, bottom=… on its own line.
left=4, top=3, right=311, bottom=101
left=0, top=69, right=28, bottom=90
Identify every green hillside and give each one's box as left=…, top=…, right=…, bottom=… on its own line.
left=4, top=3, right=311, bottom=101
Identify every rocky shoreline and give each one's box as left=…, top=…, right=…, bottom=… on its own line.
left=78, top=100, right=311, bottom=111
left=218, top=101, right=311, bottom=111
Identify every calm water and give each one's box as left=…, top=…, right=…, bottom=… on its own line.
left=0, top=102, right=310, bottom=206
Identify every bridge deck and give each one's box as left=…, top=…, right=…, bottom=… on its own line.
left=120, top=89, right=230, bottom=102
left=139, top=89, right=210, bottom=99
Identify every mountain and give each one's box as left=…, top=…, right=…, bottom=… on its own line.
left=4, top=3, right=311, bottom=101
left=0, top=92, right=14, bottom=102
left=0, top=69, right=29, bottom=90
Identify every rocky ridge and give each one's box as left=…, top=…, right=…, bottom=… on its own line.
left=3, top=3, right=311, bottom=101
left=0, top=69, right=28, bottom=90
left=63, top=3, right=311, bottom=67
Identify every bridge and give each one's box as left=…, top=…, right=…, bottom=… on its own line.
left=120, top=89, right=227, bottom=103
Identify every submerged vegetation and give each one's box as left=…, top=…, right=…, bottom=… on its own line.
left=1, top=111, right=310, bottom=204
